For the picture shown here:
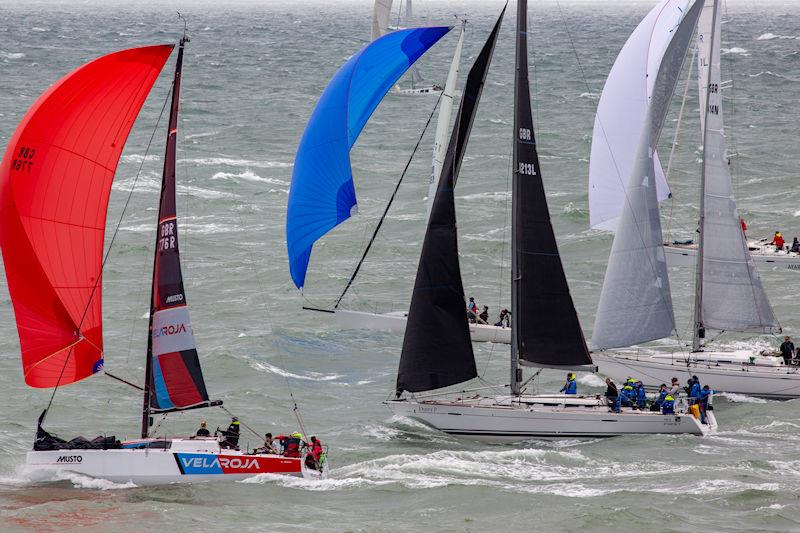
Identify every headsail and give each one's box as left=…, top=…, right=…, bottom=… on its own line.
left=0, top=46, right=173, bottom=388
left=286, top=26, right=450, bottom=290
left=512, top=0, right=592, bottom=370
left=144, top=38, right=212, bottom=421
left=397, top=8, right=504, bottom=394
left=588, top=0, right=692, bottom=232
left=592, top=0, right=703, bottom=350
left=694, top=1, right=779, bottom=335
left=427, top=21, right=465, bottom=220
left=371, top=0, right=394, bottom=40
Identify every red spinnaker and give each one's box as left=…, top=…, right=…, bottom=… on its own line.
left=0, top=45, right=174, bottom=388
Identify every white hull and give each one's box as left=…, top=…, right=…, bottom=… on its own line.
left=334, top=309, right=511, bottom=344
left=595, top=351, right=800, bottom=399
left=396, top=85, right=442, bottom=95
left=386, top=394, right=714, bottom=442
left=25, top=438, right=324, bottom=486
left=665, top=240, right=800, bottom=270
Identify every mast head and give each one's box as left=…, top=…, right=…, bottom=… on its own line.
left=177, top=11, right=190, bottom=44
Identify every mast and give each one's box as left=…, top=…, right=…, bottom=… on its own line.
left=692, top=0, right=718, bottom=352
left=142, top=38, right=187, bottom=438
left=510, top=0, right=525, bottom=395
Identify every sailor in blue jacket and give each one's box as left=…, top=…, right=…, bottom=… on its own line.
left=697, top=385, right=715, bottom=423
left=634, top=381, right=647, bottom=410
left=560, top=373, right=577, bottom=394
left=661, top=394, right=675, bottom=414
left=613, top=381, right=636, bottom=412
left=688, top=376, right=702, bottom=401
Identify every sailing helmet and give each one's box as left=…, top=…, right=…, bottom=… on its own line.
left=291, top=432, right=303, bottom=439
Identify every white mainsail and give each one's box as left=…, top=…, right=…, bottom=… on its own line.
left=427, top=22, right=465, bottom=219
left=592, top=0, right=704, bottom=350
left=371, top=0, right=394, bottom=41
left=588, top=0, right=691, bottom=232
left=694, top=0, right=779, bottom=335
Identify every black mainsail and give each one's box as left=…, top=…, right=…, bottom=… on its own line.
left=396, top=8, right=505, bottom=394
left=510, top=0, right=592, bottom=393
left=141, top=37, right=218, bottom=437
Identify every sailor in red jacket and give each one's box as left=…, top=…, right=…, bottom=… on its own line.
left=772, top=231, right=785, bottom=250
left=275, top=433, right=303, bottom=458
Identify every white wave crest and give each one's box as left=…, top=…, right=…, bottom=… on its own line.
left=18, top=466, right=136, bottom=490
left=211, top=170, right=288, bottom=185
left=250, top=360, right=341, bottom=382
left=757, top=33, right=797, bottom=41
left=578, top=374, right=606, bottom=387
left=718, top=392, right=768, bottom=404
left=179, top=157, right=292, bottom=169
left=121, top=154, right=160, bottom=164
left=0, top=51, right=25, bottom=59
left=722, top=47, right=748, bottom=55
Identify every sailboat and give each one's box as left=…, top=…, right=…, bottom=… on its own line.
left=372, top=0, right=443, bottom=95
left=385, top=1, right=715, bottom=441
left=1, top=36, right=325, bottom=485
left=591, top=0, right=800, bottom=399
left=306, top=19, right=511, bottom=343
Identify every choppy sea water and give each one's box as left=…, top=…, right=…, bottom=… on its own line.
left=1, top=0, right=800, bottom=531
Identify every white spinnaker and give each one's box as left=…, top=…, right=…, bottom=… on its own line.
left=371, top=0, right=394, bottom=41
left=427, top=23, right=465, bottom=219
left=588, top=0, right=692, bottom=232
left=592, top=0, right=703, bottom=351
left=696, top=0, right=779, bottom=333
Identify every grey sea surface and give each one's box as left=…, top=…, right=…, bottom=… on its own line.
left=1, top=0, right=800, bottom=531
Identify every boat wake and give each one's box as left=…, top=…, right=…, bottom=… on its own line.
left=211, top=170, right=289, bottom=185
left=10, top=466, right=137, bottom=490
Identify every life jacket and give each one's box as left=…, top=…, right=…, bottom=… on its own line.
left=689, top=382, right=701, bottom=398
left=662, top=395, right=675, bottom=413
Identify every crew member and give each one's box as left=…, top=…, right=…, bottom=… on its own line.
left=305, top=436, right=325, bottom=471
left=495, top=309, right=510, bottom=328
left=698, top=385, right=715, bottom=424
left=255, top=433, right=277, bottom=454
left=614, top=381, right=636, bottom=412
left=467, top=297, right=478, bottom=322
left=740, top=217, right=747, bottom=236
left=780, top=336, right=795, bottom=366
left=772, top=231, right=785, bottom=250
left=221, top=417, right=241, bottom=449
left=668, top=378, right=681, bottom=399
left=196, top=421, right=210, bottom=437
left=604, top=378, right=618, bottom=402
left=560, top=373, right=577, bottom=394
left=791, top=238, right=800, bottom=253
left=634, top=381, right=647, bottom=410
left=661, top=394, right=675, bottom=415
left=276, top=432, right=304, bottom=458
left=651, top=384, right=668, bottom=411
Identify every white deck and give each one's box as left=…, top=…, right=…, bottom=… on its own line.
left=334, top=309, right=511, bottom=344
left=665, top=239, right=800, bottom=270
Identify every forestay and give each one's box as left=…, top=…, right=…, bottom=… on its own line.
left=397, top=9, right=504, bottom=394
left=592, top=0, right=703, bottom=350
left=512, top=0, right=591, bottom=368
left=286, top=27, right=450, bottom=290
left=588, top=0, right=691, bottom=232
left=696, top=2, right=779, bottom=333
left=0, top=46, right=172, bottom=388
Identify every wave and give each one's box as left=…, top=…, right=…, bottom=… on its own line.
left=211, top=170, right=288, bottom=185
left=718, top=392, right=768, bottom=404
left=15, top=466, right=136, bottom=490
left=249, top=360, right=342, bottom=382
left=578, top=374, right=606, bottom=387
left=121, top=154, right=160, bottom=164
left=0, top=51, right=25, bottom=59
left=756, top=33, right=797, bottom=41
left=722, top=47, right=748, bottom=56
left=178, top=157, right=292, bottom=169
left=120, top=222, right=240, bottom=234
left=578, top=92, right=599, bottom=100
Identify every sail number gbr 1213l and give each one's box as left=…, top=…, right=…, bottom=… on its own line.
left=518, top=128, right=537, bottom=176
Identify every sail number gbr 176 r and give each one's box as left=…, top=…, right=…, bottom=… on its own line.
left=517, top=128, right=537, bottom=176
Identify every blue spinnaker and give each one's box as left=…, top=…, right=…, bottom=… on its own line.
left=287, top=26, right=451, bottom=289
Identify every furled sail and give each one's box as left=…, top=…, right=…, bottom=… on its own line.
left=371, top=0, right=394, bottom=40
left=286, top=26, right=450, bottom=290
left=512, top=0, right=592, bottom=368
left=427, top=22, right=465, bottom=220
left=695, top=1, right=779, bottom=334
left=397, top=8, right=504, bottom=394
left=588, top=0, right=692, bottom=232
left=592, top=0, right=703, bottom=350
left=0, top=46, right=173, bottom=388
left=146, top=38, right=212, bottom=413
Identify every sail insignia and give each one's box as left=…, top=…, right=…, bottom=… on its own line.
left=397, top=8, right=505, bottom=394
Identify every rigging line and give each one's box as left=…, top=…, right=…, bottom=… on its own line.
left=220, top=405, right=263, bottom=440
left=333, top=91, right=443, bottom=309
left=43, top=80, right=174, bottom=418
